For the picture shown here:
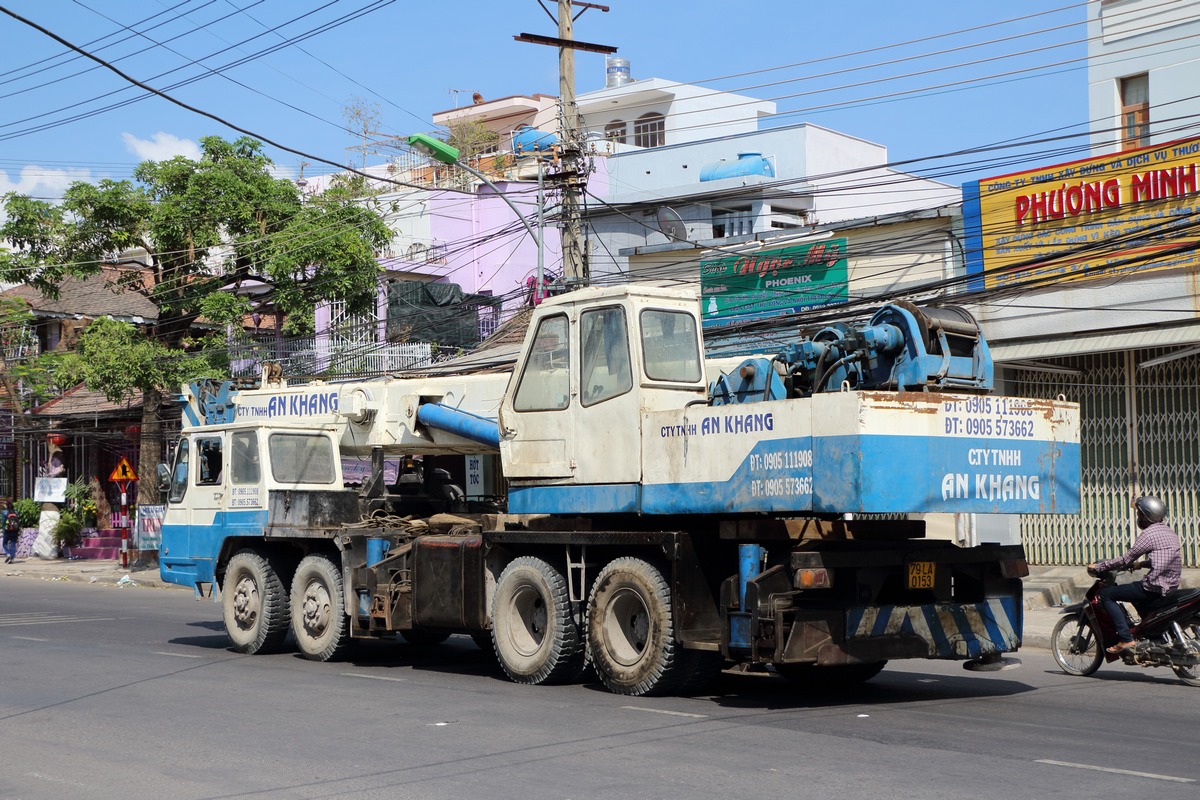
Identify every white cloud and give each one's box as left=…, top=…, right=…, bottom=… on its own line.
left=0, top=164, right=90, bottom=202
left=121, top=131, right=201, bottom=161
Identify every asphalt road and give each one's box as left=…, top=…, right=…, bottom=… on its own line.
left=1, top=580, right=1197, bottom=800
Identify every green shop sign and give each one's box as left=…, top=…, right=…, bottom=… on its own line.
left=700, top=238, right=848, bottom=326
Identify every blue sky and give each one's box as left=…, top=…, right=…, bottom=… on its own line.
left=0, top=1, right=1091, bottom=199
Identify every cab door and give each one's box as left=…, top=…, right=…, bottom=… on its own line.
left=499, top=311, right=576, bottom=479
left=160, top=433, right=224, bottom=590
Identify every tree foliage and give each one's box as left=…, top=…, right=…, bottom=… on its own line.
left=54, top=318, right=227, bottom=404
left=445, top=119, right=500, bottom=161
left=0, top=135, right=392, bottom=502
left=0, top=135, right=391, bottom=355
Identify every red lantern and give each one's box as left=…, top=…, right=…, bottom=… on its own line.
left=48, top=434, right=68, bottom=447
left=124, top=424, right=142, bottom=440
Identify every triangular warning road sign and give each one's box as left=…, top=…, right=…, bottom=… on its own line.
left=109, top=456, right=138, bottom=483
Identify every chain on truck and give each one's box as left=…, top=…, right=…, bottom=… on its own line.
left=158, top=284, right=1081, bottom=696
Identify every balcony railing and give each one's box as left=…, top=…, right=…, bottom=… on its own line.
left=229, top=334, right=433, bottom=380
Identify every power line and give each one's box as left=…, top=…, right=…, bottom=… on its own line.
left=0, top=4, right=474, bottom=196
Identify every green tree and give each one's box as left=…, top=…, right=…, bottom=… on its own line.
left=445, top=119, right=500, bottom=161
left=0, top=135, right=392, bottom=503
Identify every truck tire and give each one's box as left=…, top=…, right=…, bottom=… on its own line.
left=491, top=556, right=585, bottom=685
left=587, top=557, right=680, bottom=696
left=222, top=549, right=290, bottom=655
left=290, top=555, right=351, bottom=662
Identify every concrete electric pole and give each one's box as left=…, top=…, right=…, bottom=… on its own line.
left=515, top=1, right=616, bottom=284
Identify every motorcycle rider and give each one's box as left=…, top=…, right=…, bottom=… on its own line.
left=1087, top=495, right=1182, bottom=654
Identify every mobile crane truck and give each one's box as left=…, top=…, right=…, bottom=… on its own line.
left=158, top=284, right=1080, bottom=695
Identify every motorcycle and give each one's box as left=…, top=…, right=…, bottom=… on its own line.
left=1050, top=565, right=1200, bottom=686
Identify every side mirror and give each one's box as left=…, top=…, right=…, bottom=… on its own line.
left=156, top=462, right=171, bottom=492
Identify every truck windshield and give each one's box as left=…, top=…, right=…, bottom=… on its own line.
left=168, top=439, right=189, bottom=503
left=640, top=309, right=701, bottom=382
left=268, top=433, right=336, bottom=484
left=513, top=314, right=570, bottom=411
left=580, top=306, right=631, bottom=406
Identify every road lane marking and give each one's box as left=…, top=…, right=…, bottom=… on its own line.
left=622, top=706, right=708, bottom=719
left=0, top=614, right=114, bottom=627
left=1036, top=760, right=1195, bottom=783
left=341, top=672, right=407, bottom=683
left=152, top=651, right=203, bottom=659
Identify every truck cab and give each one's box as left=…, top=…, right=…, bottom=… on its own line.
left=160, top=424, right=343, bottom=591
left=500, top=285, right=708, bottom=512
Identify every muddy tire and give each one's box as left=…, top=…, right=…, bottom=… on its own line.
left=290, top=555, right=351, bottom=662
left=222, top=550, right=290, bottom=654
left=587, top=557, right=680, bottom=696
left=492, top=556, right=585, bottom=685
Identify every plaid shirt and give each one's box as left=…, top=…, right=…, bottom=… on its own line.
left=1095, top=521, right=1183, bottom=596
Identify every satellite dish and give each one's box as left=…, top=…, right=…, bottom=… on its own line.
left=656, top=207, right=687, bottom=242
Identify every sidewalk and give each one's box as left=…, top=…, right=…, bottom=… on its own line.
left=1, top=555, right=177, bottom=590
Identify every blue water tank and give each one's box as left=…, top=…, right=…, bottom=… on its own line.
left=511, top=125, right=559, bottom=156
left=699, top=151, right=775, bottom=182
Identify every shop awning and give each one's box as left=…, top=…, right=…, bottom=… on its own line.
left=990, top=322, right=1200, bottom=362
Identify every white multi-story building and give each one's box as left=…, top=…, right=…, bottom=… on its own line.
left=1087, top=0, right=1200, bottom=152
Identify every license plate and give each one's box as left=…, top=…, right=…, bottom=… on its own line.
left=908, top=561, right=935, bottom=590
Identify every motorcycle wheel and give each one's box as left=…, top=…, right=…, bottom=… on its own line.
left=1051, top=614, right=1104, bottom=676
left=1171, top=621, right=1200, bottom=687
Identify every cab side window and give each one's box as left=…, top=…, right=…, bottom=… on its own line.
left=268, top=433, right=336, bottom=484
left=231, top=431, right=261, bottom=485
left=168, top=439, right=190, bottom=503
left=513, top=314, right=571, bottom=411
left=580, top=306, right=631, bottom=406
left=197, top=437, right=223, bottom=486
left=640, top=309, right=701, bottom=382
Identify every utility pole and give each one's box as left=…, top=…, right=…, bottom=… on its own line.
left=515, top=2, right=615, bottom=284
left=556, top=0, right=585, bottom=283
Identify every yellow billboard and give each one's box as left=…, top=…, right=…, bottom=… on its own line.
left=963, top=136, right=1200, bottom=289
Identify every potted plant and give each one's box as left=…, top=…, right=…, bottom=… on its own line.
left=14, top=498, right=40, bottom=530
left=52, top=509, right=83, bottom=558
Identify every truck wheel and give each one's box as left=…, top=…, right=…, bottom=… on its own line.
left=291, top=555, right=351, bottom=662
left=222, top=550, right=290, bottom=654
left=492, top=556, right=585, bottom=684
left=587, top=557, right=680, bottom=696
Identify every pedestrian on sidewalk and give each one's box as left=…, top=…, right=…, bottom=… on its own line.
left=2, top=500, right=18, bottom=563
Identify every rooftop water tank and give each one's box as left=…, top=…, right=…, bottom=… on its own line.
left=699, top=152, right=775, bottom=182
left=511, top=125, right=559, bottom=157
left=606, top=56, right=631, bottom=88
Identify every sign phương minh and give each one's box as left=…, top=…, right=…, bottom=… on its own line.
left=962, top=135, right=1200, bottom=290
left=699, top=239, right=849, bottom=327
